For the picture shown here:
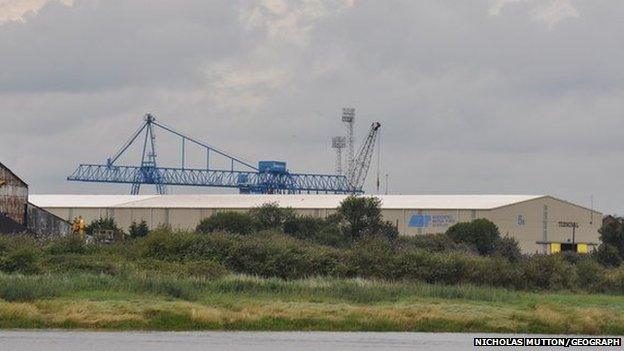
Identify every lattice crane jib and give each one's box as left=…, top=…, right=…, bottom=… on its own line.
left=67, top=114, right=361, bottom=195
left=347, top=122, right=381, bottom=191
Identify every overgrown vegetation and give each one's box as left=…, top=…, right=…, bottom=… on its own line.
left=0, top=196, right=623, bottom=332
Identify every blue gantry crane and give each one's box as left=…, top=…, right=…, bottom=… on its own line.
left=67, top=114, right=379, bottom=194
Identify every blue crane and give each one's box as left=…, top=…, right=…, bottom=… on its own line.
left=67, top=114, right=365, bottom=194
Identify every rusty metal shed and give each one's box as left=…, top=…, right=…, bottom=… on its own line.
left=0, top=161, right=28, bottom=227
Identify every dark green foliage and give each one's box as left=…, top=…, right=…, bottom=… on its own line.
left=45, top=234, right=86, bottom=255
left=249, top=203, right=295, bottom=231
left=575, top=258, right=608, bottom=292
left=599, top=219, right=624, bottom=258
left=397, top=234, right=474, bottom=253
left=594, top=243, right=622, bottom=267
left=196, top=212, right=255, bottom=235
left=43, top=254, right=121, bottom=275
left=283, top=216, right=325, bottom=239
left=447, top=219, right=501, bottom=255
left=377, top=221, right=399, bottom=241
left=494, top=236, right=522, bottom=262
left=86, top=217, right=123, bottom=236
left=346, top=237, right=394, bottom=278
left=0, top=246, right=40, bottom=274
left=283, top=215, right=351, bottom=247
left=338, top=196, right=383, bottom=241
left=129, top=220, right=150, bottom=238
left=518, top=255, right=577, bottom=290
left=141, top=230, right=345, bottom=279
left=0, top=235, right=41, bottom=274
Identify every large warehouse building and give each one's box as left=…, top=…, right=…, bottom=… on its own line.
left=29, top=194, right=601, bottom=254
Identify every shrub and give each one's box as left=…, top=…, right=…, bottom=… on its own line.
left=604, top=266, right=624, bottom=293
left=594, top=243, right=622, bottom=268
left=45, top=234, right=86, bottom=255
left=129, top=220, right=150, bottom=238
left=0, top=274, right=64, bottom=301
left=0, top=246, right=40, bottom=274
left=42, top=254, right=121, bottom=275
left=575, top=258, right=607, bottom=293
left=377, top=221, right=399, bottom=241
left=283, top=216, right=325, bottom=240
left=519, top=254, right=577, bottom=290
left=346, top=237, right=394, bottom=278
left=196, top=212, right=255, bottom=235
left=397, top=234, right=474, bottom=253
left=447, top=219, right=500, bottom=255
left=494, top=236, right=522, bottom=262
left=249, top=203, right=295, bottom=231
left=182, top=260, right=228, bottom=279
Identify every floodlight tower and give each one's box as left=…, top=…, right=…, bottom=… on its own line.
left=331, top=136, right=346, bottom=175
left=342, top=107, right=355, bottom=177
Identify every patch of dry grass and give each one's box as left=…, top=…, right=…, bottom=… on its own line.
left=0, top=293, right=622, bottom=334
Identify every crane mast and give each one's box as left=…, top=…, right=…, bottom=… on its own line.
left=347, top=122, right=381, bottom=191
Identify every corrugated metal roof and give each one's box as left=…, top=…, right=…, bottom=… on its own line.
left=29, top=194, right=545, bottom=210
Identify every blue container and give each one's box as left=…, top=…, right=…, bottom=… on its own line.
left=258, top=161, right=287, bottom=174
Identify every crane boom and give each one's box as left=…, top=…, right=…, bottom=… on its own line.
left=67, top=114, right=363, bottom=194
left=347, top=122, right=381, bottom=190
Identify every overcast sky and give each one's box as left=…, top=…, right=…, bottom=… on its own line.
left=1, top=0, right=623, bottom=214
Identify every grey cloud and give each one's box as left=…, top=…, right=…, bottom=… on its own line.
left=1, top=0, right=624, bottom=214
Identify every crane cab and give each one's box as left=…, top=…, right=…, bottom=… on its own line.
left=258, top=161, right=288, bottom=174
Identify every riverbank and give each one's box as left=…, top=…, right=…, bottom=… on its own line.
left=0, top=274, right=622, bottom=334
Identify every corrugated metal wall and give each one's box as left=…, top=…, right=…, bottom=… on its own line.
left=26, top=203, right=70, bottom=238
left=0, top=164, right=28, bottom=226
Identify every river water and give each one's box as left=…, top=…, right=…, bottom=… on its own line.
left=0, top=331, right=620, bottom=350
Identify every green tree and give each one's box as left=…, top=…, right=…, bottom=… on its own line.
left=446, top=218, right=501, bottom=255
left=337, top=196, right=383, bottom=241
left=129, top=220, right=150, bottom=238
left=593, top=243, right=622, bottom=267
left=598, top=218, right=624, bottom=259
left=196, top=212, right=255, bottom=235
left=249, top=203, right=295, bottom=231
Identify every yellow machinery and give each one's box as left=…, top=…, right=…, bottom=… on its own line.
left=71, top=216, right=86, bottom=239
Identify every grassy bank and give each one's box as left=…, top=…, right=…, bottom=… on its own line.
left=0, top=273, right=623, bottom=334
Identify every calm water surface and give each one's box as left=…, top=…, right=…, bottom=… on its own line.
left=0, top=331, right=620, bottom=351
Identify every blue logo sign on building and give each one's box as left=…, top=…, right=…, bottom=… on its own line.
left=408, top=214, right=456, bottom=228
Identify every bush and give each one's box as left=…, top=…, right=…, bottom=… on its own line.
left=397, top=234, right=474, bottom=253
left=346, top=237, right=394, bottom=278
left=249, top=203, right=295, bottom=231
left=129, top=220, right=150, bottom=238
left=196, top=212, right=255, bottom=235
left=575, top=258, right=608, bottom=293
left=518, top=255, right=577, bottom=290
left=377, top=221, right=399, bottom=241
left=283, top=216, right=325, bottom=240
left=0, top=247, right=40, bottom=274
left=45, top=234, right=86, bottom=255
left=594, top=243, right=622, bottom=268
left=447, top=219, right=501, bottom=255
left=494, top=236, right=522, bottom=262
left=42, top=254, right=121, bottom=275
